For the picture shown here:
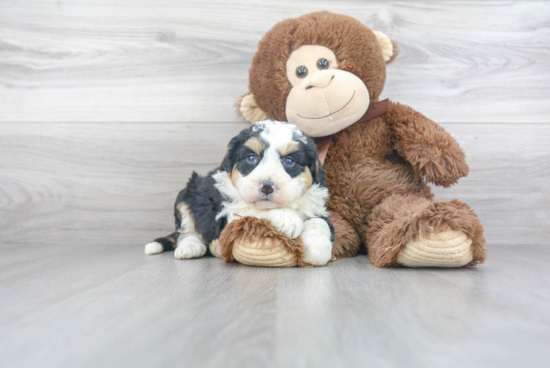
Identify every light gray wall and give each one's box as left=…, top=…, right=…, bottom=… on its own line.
left=1, top=1, right=549, bottom=247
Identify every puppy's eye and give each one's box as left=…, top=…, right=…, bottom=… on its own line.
left=283, top=157, right=295, bottom=166
left=296, top=66, right=308, bottom=78
left=246, top=155, right=258, bottom=164
left=317, top=58, right=329, bottom=69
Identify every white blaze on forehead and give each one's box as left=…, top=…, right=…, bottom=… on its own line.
left=252, top=120, right=308, bottom=150
left=252, top=120, right=304, bottom=184
left=221, top=119, right=311, bottom=209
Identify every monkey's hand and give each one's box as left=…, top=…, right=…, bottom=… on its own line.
left=263, top=209, right=304, bottom=239
left=390, top=102, right=469, bottom=187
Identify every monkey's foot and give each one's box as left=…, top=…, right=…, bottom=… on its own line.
left=397, top=230, right=473, bottom=268
left=232, top=237, right=299, bottom=267
left=366, top=195, right=486, bottom=268
left=219, top=217, right=313, bottom=267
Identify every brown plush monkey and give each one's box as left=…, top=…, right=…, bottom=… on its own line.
left=232, top=11, right=486, bottom=268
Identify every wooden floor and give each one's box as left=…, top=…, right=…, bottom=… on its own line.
left=0, top=244, right=549, bottom=367
left=1, top=1, right=550, bottom=367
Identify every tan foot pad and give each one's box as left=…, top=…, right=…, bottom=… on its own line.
left=397, top=230, right=473, bottom=268
left=219, top=217, right=306, bottom=267
left=232, top=238, right=298, bottom=267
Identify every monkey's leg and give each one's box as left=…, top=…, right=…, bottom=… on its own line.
left=363, top=194, right=486, bottom=268
left=329, top=211, right=361, bottom=261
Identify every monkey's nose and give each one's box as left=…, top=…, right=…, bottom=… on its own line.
left=261, top=180, right=274, bottom=195
left=303, top=71, right=335, bottom=90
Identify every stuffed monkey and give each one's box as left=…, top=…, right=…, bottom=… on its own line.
left=232, top=11, right=486, bottom=268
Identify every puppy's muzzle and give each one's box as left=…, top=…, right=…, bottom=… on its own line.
left=261, top=180, right=274, bottom=195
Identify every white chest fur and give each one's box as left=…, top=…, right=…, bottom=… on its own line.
left=212, top=170, right=329, bottom=239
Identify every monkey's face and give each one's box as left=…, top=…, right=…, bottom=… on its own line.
left=285, top=45, right=370, bottom=137
left=240, top=12, right=397, bottom=137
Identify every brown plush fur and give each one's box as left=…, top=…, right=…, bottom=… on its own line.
left=219, top=217, right=312, bottom=268
left=323, top=101, right=486, bottom=266
left=364, top=195, right=486, bottom=267
left=243, top=11, right=486, bottom=267
left=249, top=11, right=390, bottom=121
left=330, top=211, right=361, bottom=260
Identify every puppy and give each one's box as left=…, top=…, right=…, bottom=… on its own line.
left=144, top=119, right=334, bottom=266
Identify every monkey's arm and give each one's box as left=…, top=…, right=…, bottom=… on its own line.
left=387, top=101, right=469, bottom=187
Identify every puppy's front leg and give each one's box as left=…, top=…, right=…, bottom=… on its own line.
left=174, top=233, right=207, bottom=259
left=264, top=209, right=304, bottom=239
left=301, top=218, right=333, bottom=266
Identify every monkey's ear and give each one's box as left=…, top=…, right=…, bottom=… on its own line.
left=239, top=93, right=267, bottom=123
left=373, top=31, right=399, bottom=64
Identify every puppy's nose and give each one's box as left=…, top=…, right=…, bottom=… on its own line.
left=303, top=70, right=335, bottom=90
left=261, top=180, right=274, bottom=195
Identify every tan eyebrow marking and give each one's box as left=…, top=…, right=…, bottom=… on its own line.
left=243, top=137, right=265, bottom=155
left=279, top=141, right=300, bottom=157
left=230, top=164, right=240, bottom=187
left=299, top=166, right=313, bottom=191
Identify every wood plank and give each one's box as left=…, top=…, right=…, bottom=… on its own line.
left=1, top=1, right=549, bottom=123
left=0, top=121, right=248, bottom=247
left=0, top=122, right=548, bottom=248
left=431, top=123, right=550, bottom=246
left=0, top=245, right=549, bottom=367
left=0, top=244, right=279, bottom=368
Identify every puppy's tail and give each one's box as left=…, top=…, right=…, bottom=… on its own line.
left=144, top=232, right=178, bottom=255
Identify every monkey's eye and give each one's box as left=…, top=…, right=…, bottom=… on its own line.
left=317, top=58, right=329, bottom=69
left=296, top=66, right=308, bottom=78
left=247, top=155, right=258, bottom=164
left=283, top=157, right=295, bottom=166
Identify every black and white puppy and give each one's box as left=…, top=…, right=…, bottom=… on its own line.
left=145, top=119, right=334, bottom=266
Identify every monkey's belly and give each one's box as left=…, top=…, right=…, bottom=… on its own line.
left=325, top=159, right=432, bottom=225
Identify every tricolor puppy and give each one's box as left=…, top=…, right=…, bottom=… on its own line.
left=144, top=120, right=334, bottom=266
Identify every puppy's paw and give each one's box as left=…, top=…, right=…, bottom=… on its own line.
left=301, top=218, right=333, bottom=266
left=302, top=236, right=332, bottom=266
left=278, top=216, right=304, bottom=239
left=144, top=241, right=163, bottom=255
left=209, top=239, right=223, bottom=258
left=282, top=221, right=304, bottom=240
left=174, top=236, right=207, bottom=260
left=266, top=210, right=304, bottom=239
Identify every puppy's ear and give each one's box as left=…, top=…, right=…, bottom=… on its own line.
left=311, top=158, right=326, bottom=186
left=221, top=129, right=250, bottom=172
left=304, top=137, right=326, bottom=186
